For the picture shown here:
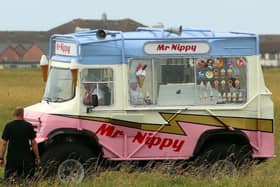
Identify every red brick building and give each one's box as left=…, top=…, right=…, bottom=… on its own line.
left=0, top=47, right=20, bottom=62
left=22, top=44, right=44, bottom=62
left=14, top=44, right=27, bottom=61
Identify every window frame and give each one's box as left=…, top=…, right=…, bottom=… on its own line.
left=81, top=68, right=114, bottom=107
left=43, top=67, right=75, bottom=103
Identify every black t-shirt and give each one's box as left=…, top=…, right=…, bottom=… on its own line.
left=2, top=120, right=36, bottom=162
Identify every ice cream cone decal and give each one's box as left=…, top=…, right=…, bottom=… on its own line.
left=235, top=79, right=240, bottom=89
left=214, top=80, right=219, bottom=89
left=40, top=55, right=49, bottom=82
left=236, top=57, right=244, bottom=67
left=71, top=69, right=78, bottom=87
left=138, top=75, right=145, bottom=88
left=221, top=80, right=226, bottom=91
left=70, top=59, right=79, bottom=87
left=216, top=58, right=224, bottom=68
left=135, top=64, right=147, bottom=88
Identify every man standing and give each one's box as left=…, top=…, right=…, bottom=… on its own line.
left=0, top=107, right=40, bottom=181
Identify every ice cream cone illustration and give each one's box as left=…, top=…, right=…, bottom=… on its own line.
left=235, top=79, right=240, bottom=89
left=220, top=68, right=225, bottom=78
left=228, top=80, right=233, bottom=90
left=198, top=60, right=206, bottom=68
left=236, top=57, right=245, bottom=67
left=135, top=64, right=147, bottom=88
left=221, top=80, right=226, bottom=91
left=213, top=69, right=219, bottom=78
left=227, top=68, right=233, bottom=77
left=216, top=58, right=224, bottom=68
left=214, top=80, right=219, bottom=89
left=138, top=75, right=145, bottom=88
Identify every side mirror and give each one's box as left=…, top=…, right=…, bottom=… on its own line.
left=86, top=94, right=98, bottom=113
left=92, top=94, right=98, bottom=107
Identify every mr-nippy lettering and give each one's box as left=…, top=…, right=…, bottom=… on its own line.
left=96, top=124, right=185, bottom=152
left=56, top=43, right=71, bottom=54
left=132, top=131, right=185, bottom=152
left=156, top=44, right=197, bottom=52
left=96, top=124, right=124, bottom=137
left=171, top=44, right=197, bottom=52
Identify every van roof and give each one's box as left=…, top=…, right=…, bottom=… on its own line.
left=53, top=27, right=257, bottom=45
left=50, top=27, right=259, bottom=63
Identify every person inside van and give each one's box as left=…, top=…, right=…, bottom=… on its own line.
left=129, top=76, right=151, bottom=105
left=83, top=83, right=105, bottom=105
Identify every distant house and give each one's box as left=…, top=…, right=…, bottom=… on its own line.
left=0, top=18, right=145, bottom=67
left=0, top=46, right=20, bottom=62
left=22, top=44, right=44, bottom=62
left=1, top=17, right=280, bottom=68
left=14, top=44, right=27, bottom=61
left=0, top=31, right=48, bottom=65
left=259, top=35, right=280, bottom=67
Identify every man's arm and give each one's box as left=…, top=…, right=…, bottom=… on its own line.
left=31, top=139, right=40, bottom=165
left=0, top=139, right=7, bottom=166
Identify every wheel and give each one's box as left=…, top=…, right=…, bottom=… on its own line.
left=197, top=143, right=252, bottom=175
left=209, top=159, right=237, bottom=177
left=57, top=158, right=85, bottom=183
left=40, top=143, right=97, bottom=183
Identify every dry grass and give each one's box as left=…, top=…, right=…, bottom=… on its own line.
left=0, top=68, right=44, bottom=131
left=0, top=67, right=279, bottom=186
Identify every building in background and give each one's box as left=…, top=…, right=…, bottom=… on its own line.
left=0, top=17, right=145, bottom=68
left=0, top=17, right=279, bottom=68
left=259, top=35, right=280, bottom=67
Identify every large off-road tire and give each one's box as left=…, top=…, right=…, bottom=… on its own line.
left=202, top=144, right=251, bottom=163
left=40, top=143, right=98, bottom=183
left=196, top=143, right=252, bottom=176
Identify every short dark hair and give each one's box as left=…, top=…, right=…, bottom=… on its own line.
left=13, top=106, right=24, bottom=117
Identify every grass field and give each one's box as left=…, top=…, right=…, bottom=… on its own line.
left=0, top=68, right=280, bottom=186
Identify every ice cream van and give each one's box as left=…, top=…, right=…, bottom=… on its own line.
left=24, top=26, right=274, bottom=182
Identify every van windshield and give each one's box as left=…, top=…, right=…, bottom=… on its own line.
left=43, top=67, right=74, bottom=102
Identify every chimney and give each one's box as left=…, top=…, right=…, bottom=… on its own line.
left=101, top=13, right=107, bottom=21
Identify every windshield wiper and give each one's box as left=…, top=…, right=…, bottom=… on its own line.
left=53, top=97, right=64, bottom=102
left=43, top=97, right=52, bottom=104
left=43, top=97, right=64, bottom=103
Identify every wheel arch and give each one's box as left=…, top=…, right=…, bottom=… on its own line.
left=193, top=129, right=252, bottom=158
left=39, top=128, right=103, bottom=157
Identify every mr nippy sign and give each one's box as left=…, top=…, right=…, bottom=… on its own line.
left=144, top=42, right=210, bottom=55
left=55, top=42, right=77, bottom=56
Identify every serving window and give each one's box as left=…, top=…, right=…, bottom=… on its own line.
left=128, top=57, right=247, bottom=106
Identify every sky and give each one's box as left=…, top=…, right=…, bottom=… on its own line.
left=0, top=0, right=278, bottom=34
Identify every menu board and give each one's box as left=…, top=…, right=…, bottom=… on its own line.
left=196, top=57, right=246, bottom=104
